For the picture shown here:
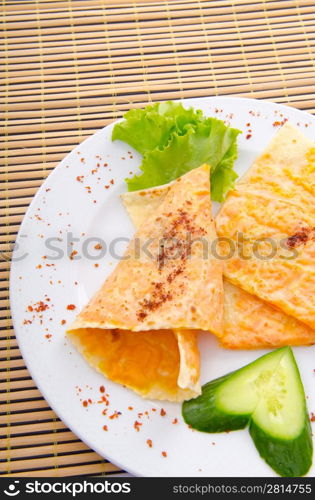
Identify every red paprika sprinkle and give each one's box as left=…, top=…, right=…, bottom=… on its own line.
left=69, top=250, right=78, bottom=260
left=34, top=301, right=49, bottom=313
left=134, top=421, right=142, bottom=432
left=109, top=411, right=121, bottom=420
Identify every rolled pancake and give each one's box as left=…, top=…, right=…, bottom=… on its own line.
left=122, top=171, right=315, bottom=349
left=216, top=123, right=315, bottom=330
left=68, top=165, right=223, bottom=401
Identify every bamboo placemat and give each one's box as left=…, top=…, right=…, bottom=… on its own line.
left=1, top=0, right=315, bottom=477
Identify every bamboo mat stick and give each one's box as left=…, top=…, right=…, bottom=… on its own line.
left=2, top=40, right=315, bottom=66
left=0, top=132, right=92, bottom=146
left=5, top=433, right=80, bottom=452
left=2, top=451, right=106, bottom=471
left=0, top=327, right=17, bottom=337
left=2, top=16, right=315, bottom=50
left=3, top=70, right=315, bottom=100
left=3, top=21, right=315, bottom=50
left=0, top=367, right=29, bottom=378
left=3, top=51, right=314, bottom=80
left=2, top=3, right=314, bottom=30
left=0, top=409, right=62, bottom=425
left=2, top=31, right=315, bottom=57
left=1, top=420, right=66, bottom=435
left=2, top=400, right=50, bottom=414
left=4, top=0, right=216, bottom=10
left=0, top=441, right=91, bottom=461
left=0, top=197, right=33, bottom=209
left=3, top=89, right=314, bottom=116
left=3, top=14, right=315, bottom=41
left=4, top=0, right=311, bottom=17
left=5, top=462, right=120, bottom=477
left=2, top=12, right=314, bottom=34
left=0, top=379, right=36, bottom=394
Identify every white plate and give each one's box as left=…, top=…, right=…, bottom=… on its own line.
left=10, top=97, right=315, bottom=477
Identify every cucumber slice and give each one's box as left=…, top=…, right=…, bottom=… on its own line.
left=250, top=417, right=312, bottom=477
left=182, top=347, right=285, bottom=432
left=216, top=347, right=284, bottom=416
left=182, top=347, right=313, bottom=476
left=181, top=373, right=250, bottom=432
left=250, top=349, right=312, bottom=477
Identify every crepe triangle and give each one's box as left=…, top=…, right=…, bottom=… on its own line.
left=216, top=123, right=315, bottom=330
left=68, top=164, right=223, bottom=401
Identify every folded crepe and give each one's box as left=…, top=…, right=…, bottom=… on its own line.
left=122, top=170, right=315, bottom=349
left=222, top=281, right=315, bottom=349
left=216, top=122, right=315, bottom=330
left=68, top=164, right=224, bottom=401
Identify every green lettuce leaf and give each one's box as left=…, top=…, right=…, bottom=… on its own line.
left=210, top=141, right=239, bottom=201
left=112, top=101, right=204, bottom=154
left=112, top=101, right=241, bottom=202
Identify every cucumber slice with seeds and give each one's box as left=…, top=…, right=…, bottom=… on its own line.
left=182, top=347, right=313, bottom=477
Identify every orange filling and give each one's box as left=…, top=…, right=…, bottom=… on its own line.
left=72, top=328, right=181, bottom=396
